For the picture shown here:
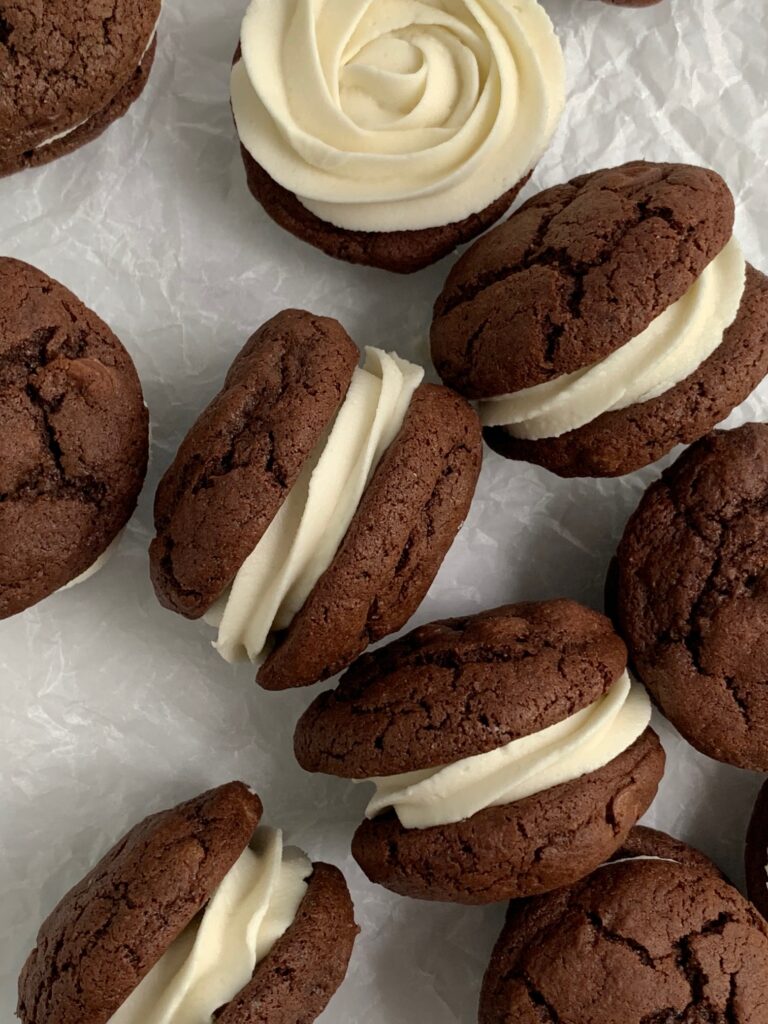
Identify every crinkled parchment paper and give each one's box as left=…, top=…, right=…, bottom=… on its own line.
left=2, top=1, right=768, bottom=1020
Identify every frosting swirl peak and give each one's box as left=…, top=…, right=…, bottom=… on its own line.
left=231, top=0, right=565, bottom=232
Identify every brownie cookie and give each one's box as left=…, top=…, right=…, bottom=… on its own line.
left=295, top=599, right=665, bottom=904
left=431, top=161, right=768, bottom=477
left=613, top=423, right=768, bottom=771
left=0, top=1, right=161, bottom=177
left=480, top=828, right=768, bottom=1024
left=18, top=782, right=358, bottom=1024
left=746, top=781, right=768, bottom=921
left=610, top=825, right=724, bottom=879
left=230, top=1, right=565, bottom=273
left=149, top=309, right=482, bottom=690
left=0, top=258, right=148, bottom=619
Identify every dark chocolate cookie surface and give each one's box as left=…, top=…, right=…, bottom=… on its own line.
left=258, top=383, right=482, bottom=690
left=17, top=782, right=262, bottom=1024
left=0, top=258, right=148, bottom=619
left=614, top=422, right=768, bottom=770
left=216, top=863, right=359, bottom=1024
left=295, top=600, right=627, bottom=775
left=241, top=144, right=530, bottom=275
left=431, top=161, right=734, bottom=398
left=485, top=264, right=768, bottom=477
left=0, top=0, right=160, bottom=173
left=480, top=854, right=768, bottom=1023
left=746, top=781, right=768, bottom=921
left=352, top=729, right=664, bottom=905
left=149, top=309, right=359, bottom=618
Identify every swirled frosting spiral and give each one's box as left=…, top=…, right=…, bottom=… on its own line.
left=231, top=0, right=565, bottom=232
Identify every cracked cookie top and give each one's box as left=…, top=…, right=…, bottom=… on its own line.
left=0, top=257, right=148, bottom=618
left=614, top=422, right=768, bottom=771
left=17, top=782, right=263, bottom=1024
left=480, top=840, right=768, bottom=1023
left=149, top=309, right=360, bottom=618
left=0, top=0, right=161, bottom=156
left=430, top=161, right=734, bottom=398
left=294, top=599, right=628, bottom=777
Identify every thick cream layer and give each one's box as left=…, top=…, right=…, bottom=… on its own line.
left=109, top=828, right=311, bottom=1024
left=364, top=671, right=650, bottom=829
left=480, top=237, right=747, bottom=438
left=205, top=347, right=423, bottom=664
left=231, top=0, right=565, bottom=232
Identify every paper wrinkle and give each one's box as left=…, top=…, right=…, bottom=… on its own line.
left=1, top=2, right=768, bottom=1023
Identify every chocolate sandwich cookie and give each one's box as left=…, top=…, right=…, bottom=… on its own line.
left=0, top=258, right=148, bottom=619
left=480, top=826, right=768, bottom=1024
left=431, top=161, right=768, bottom=477
left=294, top=599, right=665, bottom=904
left=17, top=782, right=358, bottom=1024
left=746, top=781, right=768, bottom=921
left=149, top=308, right=482, bottom=690
left=230, top=0, right=565, bottom=273
left=0, top=1, right=161, bottom=178
left=613, top=423, right=768, bottom=771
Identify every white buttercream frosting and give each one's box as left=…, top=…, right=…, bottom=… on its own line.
left=231, top=0, right=565, bottom=232
left=480, top=236, right=747, bottom=438
left=109, top=828, right=311, bottom=1024
left=204, top=347, right=424, bottom=664
left=364, top=670, right=651, bottom=829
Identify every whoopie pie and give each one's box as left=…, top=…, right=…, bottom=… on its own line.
left=480, top=826, right=768, bottom=1024
left=150, top=308, right=482, bottom=690
left=17, top=782, right=358, bottom=1024
left=295, top=599, right=665, bottom=904
left=0, top=258, right=148, bottom=619
left=612, top=422, right=768, bottom=771
left=0, top=0, right=161, bottom=177
left=431, top=161, right=768, bottom=477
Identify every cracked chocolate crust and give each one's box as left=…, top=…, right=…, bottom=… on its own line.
left=351, top=727, right=664, bottom=904
left=294, top=600, right=627, bottom=777
left=479, top=855, right=768, bottom=1023
left=431, top=161, right=734, bottom=398
left=257, top=383, right=482, bottom=690
left=216, top=863, right=359, bottom=1024
left=0, top=38, right=157, bottom=178
left=746, top=781, right=768, bottom=922
left=0, top=258, right=148, bottom=619
left=0, top=0, right=160, bottom=165
left=239, top=144, right=531, bottom=276
left=484, top=264, right=768, bottom=478
left=614, top=422, right=768, bottom=770
left=17, top=782, right=263, bottom=1024
left=149, top=309, right=360, bottom=618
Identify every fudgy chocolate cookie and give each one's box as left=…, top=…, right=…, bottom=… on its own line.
left=295, top=600, right=665, bottom=904
left=746, top=781, right=768, bottom=921
left=0, top=258, right=148, bottom=619
left=17, top=782, right=358, bottom=1024
left=150, top=309, right=482, bottom=690
left=0, top=1, right=161, bottom=177
left=431, top=161, right=768, bottom=477
left=480, top=829, right=768, bottom=1024
left=613, top=423, right=768, bottom=771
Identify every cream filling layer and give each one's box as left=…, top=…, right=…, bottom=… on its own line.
left=109, top=828, right=311, bottom=1024
left=205, top=347, right=424, bottom=664
left=34, top=22, right=159, bottom=151
left=231, top=0, right=565, bottom=232
left=480, top=237, right=747, bottom=439
left=364, top=671, right=651, bottom=829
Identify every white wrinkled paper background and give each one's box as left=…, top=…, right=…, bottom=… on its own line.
left=1, top=0, right=767, bottom=1019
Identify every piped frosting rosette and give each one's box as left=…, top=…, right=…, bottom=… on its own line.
left=231, top=0, right=565, bottom=233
